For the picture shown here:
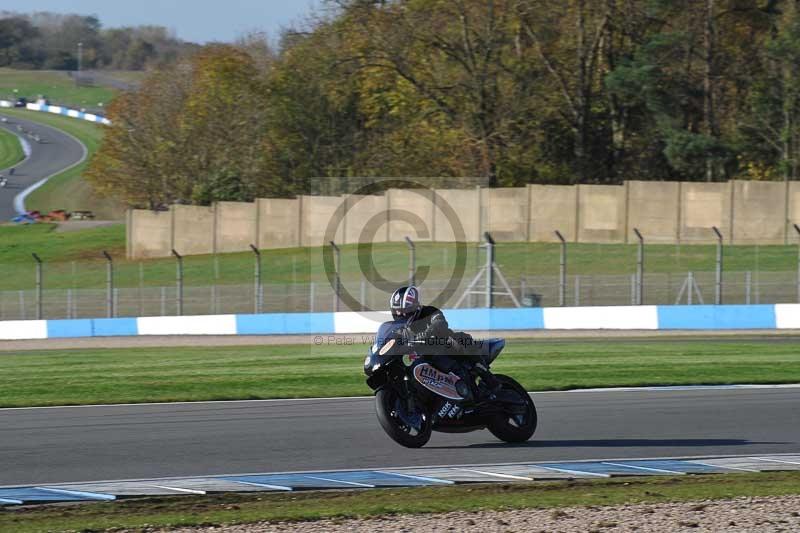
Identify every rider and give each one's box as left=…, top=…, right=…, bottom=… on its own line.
left=389, top=285, right=497, bottom=392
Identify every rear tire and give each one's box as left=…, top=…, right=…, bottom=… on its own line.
left=375, top=388, right=432, bottom=448
left=486, top=374, right=537, bottom=443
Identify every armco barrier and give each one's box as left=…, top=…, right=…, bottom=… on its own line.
left=0, top=304, right=796, bottom=341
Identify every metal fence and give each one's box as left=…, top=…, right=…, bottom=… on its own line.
left=1, top=270, right=799, bottom=321
left=3, top=229, right=800, bottom=320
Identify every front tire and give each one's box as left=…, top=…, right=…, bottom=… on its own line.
left=486, top=374, right=537, bottom=443
left=375, top=387, right=432, bottom=448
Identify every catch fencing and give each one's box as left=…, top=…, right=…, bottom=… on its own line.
left=1, top=269, right=799, bottom=321
left=5, top=232, right=800, bottom=320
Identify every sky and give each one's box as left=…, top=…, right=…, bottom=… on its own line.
left=0, top=0, right=325, bottom=43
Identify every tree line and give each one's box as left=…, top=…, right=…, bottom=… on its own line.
left=0, top=11, right=197, bottom=70
left=88, top=0, right=800, bottom=210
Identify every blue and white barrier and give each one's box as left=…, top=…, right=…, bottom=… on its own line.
left=0, top=303, right=796, bottom=341
left=0, top=100, right=111, bottom=125
left=25, top=103, right=111, bottom=125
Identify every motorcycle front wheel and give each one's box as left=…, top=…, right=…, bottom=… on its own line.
left=375, top=387, right=432, bottom=448
left=486, top=374, right=537, bottom=443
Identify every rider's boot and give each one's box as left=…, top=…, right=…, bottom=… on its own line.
left=471, top=362, right=502, bottom=396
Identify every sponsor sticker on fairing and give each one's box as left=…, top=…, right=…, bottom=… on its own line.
left=412, top=363, right=465, bottom=400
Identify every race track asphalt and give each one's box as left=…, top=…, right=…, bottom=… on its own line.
left=0, top=112, right=86, bottom=220
left=1, top=387, right=798, bottom=486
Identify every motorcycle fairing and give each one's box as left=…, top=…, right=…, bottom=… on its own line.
left=412, top=363, right=466, bottom=401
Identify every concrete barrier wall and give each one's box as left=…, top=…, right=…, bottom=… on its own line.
left=627, top=181, right=679, bottom=243
left=257, top=198, right=300, bottom=249
left=482, top=187, right=528, bottom=241
left=680, top=182, right=732, bottom=243
left=127, top=179, right=800, bottom=258
left=344, top=194, right=387, bottom=244
left=528, top=184, right=578, bottom=242
left=387, top=188, right=435, bottom=242
left=300, top=195, right=345, bottom=247
left=128, top=209, right=172, bottom=258
left=434, top=188, right=480, bottom=242
left=577, top=184, right=626, bottom=243
left=215, top=202, right=257, bottom=253
left=171, top=205, right=215, bottom=256
left=3, top=303, right=794, bottom=340
left=732, top=180, right=786, bottom=244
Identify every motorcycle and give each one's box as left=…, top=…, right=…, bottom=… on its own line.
left=364, top=319, right=537, bottom=448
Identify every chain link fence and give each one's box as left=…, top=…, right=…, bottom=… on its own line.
left=3, top=236, right=800, bottom=320
left=1, top=268, right=799, bottom=320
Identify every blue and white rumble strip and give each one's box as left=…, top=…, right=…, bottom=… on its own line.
left=1, top=455, right=798, bottom=505
left=1, top=303, right=798, bottom=340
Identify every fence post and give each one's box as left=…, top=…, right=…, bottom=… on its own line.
left=172, top=249, right=183, bottom=316
left=32, top=253, right=42, bottom=320
left=712, top=226, right=723, bottom=305
left=329, top=241, right=341, bottom=312
left=250, top=244, right=262, bottom=314
left=484, top=232, right=495, bottom=308
left=633, top=228, right=644, bottom=305
left=102, top=251, right=114, bottom=318
left=555, top=230, right=566, bottom=307
left=405, top=236, right=416, bottom=286
left=745, top=271, right=751, bottom=305
left=794, top=224, right=800, bottom=303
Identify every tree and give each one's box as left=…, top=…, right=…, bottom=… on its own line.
left=742, top=0, right=800, bottom=181
left=0, top=17, right=38, bottom=66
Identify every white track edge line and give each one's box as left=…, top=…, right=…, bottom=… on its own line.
left=458, top=469, right=533, bottom=481
left=689, top=462, right=760, bottom=473
left=4, top=383, right=799, bottom=411
left=600, top=462, right=684, bottom=475
left=303, top=476, right=374, bottom=488
left=6, top=453, right=799, bottom=490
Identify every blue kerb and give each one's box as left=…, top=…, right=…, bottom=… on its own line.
left=0, top=488, right=96, bottom=502
left=93, top=318, right=138, bottom=337
left=618, top=460, right=728, bottom=473
left=657, top=304, right=776, bottom=329
left=46, top=319, right=93, bottom=338
left=225, top=471, right=440, bottom=489
left=236, top=312, right=335, bottom=334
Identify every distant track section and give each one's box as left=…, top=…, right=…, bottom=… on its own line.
left=0, top=113, right=86, bottom=220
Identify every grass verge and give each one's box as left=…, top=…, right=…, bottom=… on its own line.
left=2, top=472, right=799, bottom=532
left=0, top=126, right=24, bottom=169
left=2, top=223, right=800, bottom=292
left=1, top=340, right=799, bottom=407
left=0, top=108, right=122, bottom=219
left=0, top=68, right=117, bottom=109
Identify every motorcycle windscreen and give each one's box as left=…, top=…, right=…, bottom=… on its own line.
left=375, top=320, right=405, bottom=350
left=412, top=363, right=466, bottom=401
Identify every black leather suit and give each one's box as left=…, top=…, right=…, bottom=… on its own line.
left=404, top=305, right=480, bottom=373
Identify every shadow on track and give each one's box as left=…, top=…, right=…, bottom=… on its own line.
left=427, top=438, right=786, bottom=449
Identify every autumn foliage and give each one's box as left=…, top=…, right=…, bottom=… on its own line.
left=88, top=0, right=800, bottom=208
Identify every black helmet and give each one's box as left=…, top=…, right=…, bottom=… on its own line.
left=390, top=286, right=421, bottom=320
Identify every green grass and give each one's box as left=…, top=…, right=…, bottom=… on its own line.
left=0, top=126, right=24, bottom=169
left=0, top=108, right=122, bottom=219
left=2, top=472, right=799, bottom=532
left=1, top=340, right=798, bottom=407
left=0, top=68, right=117, bottom=109
left=0, top=222, right=799, bottom=292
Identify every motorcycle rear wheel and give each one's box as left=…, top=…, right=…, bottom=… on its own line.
left=486, top=374, right=537, bottom=443
left=375, top=387, right=432, bottom=448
